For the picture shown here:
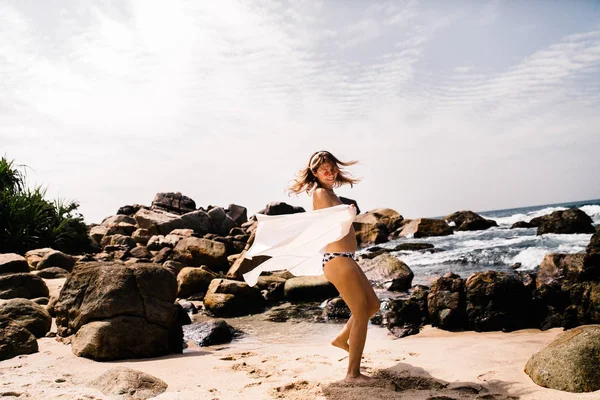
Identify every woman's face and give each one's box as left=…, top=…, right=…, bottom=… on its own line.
left=313, top=161, right=338, bottom=189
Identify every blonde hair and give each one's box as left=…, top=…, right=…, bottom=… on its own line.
left=287, top=151, right=360, bottom=195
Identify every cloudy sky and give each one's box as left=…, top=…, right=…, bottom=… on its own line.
left=2, top=0, right=600, bottom=223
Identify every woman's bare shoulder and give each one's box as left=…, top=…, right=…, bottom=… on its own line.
left=312, top=188, right=335, bottom=209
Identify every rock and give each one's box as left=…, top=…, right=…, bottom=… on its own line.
left=36, top=267, right=70, bottom=279
left=258, top=202, right=305, bottom=216
left=179, top=210, right=213, bottom=236
left=152, top=248, right=173, bottom=264
left=55, top=262, right=182, bottom=360
left=465, top=271, right=532, bottom=332
left=131, top=228, right=152, bottom=246
left=173, top=237, right=228, bottom=272
left=536, top=253, right=586, bottom=287
left=0, top=298, right=52, bottom=338
left=0, top=319, right=38, bottom=361
left=582, top=226, right=600, bottom=280
left=397, top=218, right=453, bottom=238
left=444, top=211, right=497, bottom=231
left=532, top=208, right=595, bottom=235
left=283, top=275, right=338, bottom=302
left=208, top=207, right=237, bottom=236
left=36, top=250, right=76, bottom=272
left=353, top=215, right=389, bottom=246
left=88, top=366, right=168, bottom=399
left=105, top=222, right=137, bottom=237
left=322, top=297, right=351, bottom=320
left=177, top=266, right=218, bottom=299
left=101, top=234, right=136, bottom=250
left=169, top=229, right=194, bottom=237
left=511, top=221, right=534, bottom=229
left=101, top=215, right=137, bottom=226
left=183, top=320, right=237, bottom=346
left=134, top=208, right=186, bottom=236
left=117, top=204, right=142, bottom=216
left=0, top=254, right=30, bottom=275
left=203, top=279, right=265, bottom=317
left=427, top=273, right=466, bottom=330
left=162, top=260, right=183, bottom=276
left=393, top=243, right=435, bottom=251
left=225, top=250, right=270, bottom=281
left=0, top=273, right=49, bottom=299
left=151, top=192, right=196, bottom=215
left=385, top=286, right=428, bottom=338
left=147, top=235, right=181, bottom=251
left=256, top=275, right=287, bottom=303
left=23, top=248, right=54, bottom=270
left=226, top=204, right=248, bottom=226
left=357, top=253, right=414, bottom=291
left=129, top=246, right=153, bottom=260
left=525, top=325, right=600, bottom=393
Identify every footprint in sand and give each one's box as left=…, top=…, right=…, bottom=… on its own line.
left=231, top=362, right=271, bottom=378
left=219, top=351, right=256, bottom=361
left=477, top=371, right=497, bottom=382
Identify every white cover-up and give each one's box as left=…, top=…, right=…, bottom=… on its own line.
left=242, top=204, right=357, bottom=286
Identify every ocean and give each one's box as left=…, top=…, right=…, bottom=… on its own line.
left=363, top=198, right=600, bottom=286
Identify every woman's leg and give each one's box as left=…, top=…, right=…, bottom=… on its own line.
left=324, top=257, right=380, bottom=382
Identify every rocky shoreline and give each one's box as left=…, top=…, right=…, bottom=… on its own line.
left=1, top=191, right=599, bottom=396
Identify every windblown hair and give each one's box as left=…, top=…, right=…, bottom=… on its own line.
left=287, top=150, right=360, bottom=195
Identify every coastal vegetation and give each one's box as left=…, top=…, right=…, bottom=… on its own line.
left=0, top=156, right=89, bottom=255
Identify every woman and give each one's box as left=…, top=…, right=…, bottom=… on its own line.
left=288, top=150, right=380, bottom=383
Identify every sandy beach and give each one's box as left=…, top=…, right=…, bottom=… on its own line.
left=2, top=314, right=600, bottom=400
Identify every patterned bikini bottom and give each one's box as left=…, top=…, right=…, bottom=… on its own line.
left=322, top=251, right=357, bottom=269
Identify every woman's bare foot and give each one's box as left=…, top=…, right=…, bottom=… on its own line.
left=331, top=337, right=349, bottom=352
left=344, top=373, right=377, bottom=383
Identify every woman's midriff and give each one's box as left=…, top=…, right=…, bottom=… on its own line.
left=325, top=225, right=357, bottom=253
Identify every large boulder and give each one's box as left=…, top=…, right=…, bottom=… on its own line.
left=36, top=267, right=70, bottom=279
left=536, top=253, right=586, bottom=287
left=208, top=207, right=237, bottom=236
left=385, top=286, right=428, bottom=338
left=226, top=204, right=248, bottom=226
left=397, top=218, right=453, bottom=238
left=525, top=325, right=600, bottom=393
left=134, top=208, right=186, bottom=236
left=101, top=234, right=136, bottom=250
left=177, top=266, right=218, bottom=299
left=443, top=211, right=497, bottom=231
left=0, top=319, right=38, bottom=361
left=183, top=320, right=237, bottom=346
left=101, top=215, right=137, bottom=226
left=203, top=279, right=265, bottom=317
left=55, top=262, right=182, bottom=360
left=105, top=222, right=137, bottom=237
left=89, top=366, right=168, bottom=399
left=0, top=298, right=52, bottom=338
left=23, top=248, right=54, bottom=270
left=151, top=192, right=196, bottom=215
left=225, top=251, right=270, bottom=281
left=180, top=210, right=213, bottom=236
left=357, top=253, right=414, bottom=291
left=258, top=202, right=305, bottom=216
left=465, top=271, right=532, bottom=332
left=146, top=234, right=181, bottom=251
left=582, top=226, right=600, bottom=280
left=283, top=275, right=338, bottom=302
left=173, top=237, right=228, bottom=272
left=531, top=208, right=595, bottom=235
left=427, top=272, right=466, bottom=330
left=353, top=212, right=389, bottom=247
left=0, top=254, right=30, bottom=275
left=0, top=273, right=49, bottom=299
left=36, top=249, right=76, bottom=272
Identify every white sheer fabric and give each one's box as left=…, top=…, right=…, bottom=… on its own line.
left=242, top=204, right=357, bottom=286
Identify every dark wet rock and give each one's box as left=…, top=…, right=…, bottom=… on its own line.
left=88, top=366, right=168, bottom=399
left=536, top=253, right=585, bottom=287
left=322, top=297, right=351, bottom=320
left=393, top=243, right=435, bottom=252
left=358, top=253, right=414, bottom=291
left=226, top=204, right=248, bottom=226
left=531, top=208, right=595, bottom=235
left=203, top=278, right=265, bottom=317
left=465, top=271, right=532, bottom=332
left=264, top=302, right=324, bottom=323
left=532, top=283, right=569, bottom=330
left=258, top=202, right=305, bottom=216
left=183, top=319, right=237, bottom=346
left=151, top=192, right=196, bottom=215
left=36, top=267, right=70, bottom=279
left=397, top=218, right=453, bottom=239
left=177, top=266, right=218, bottom=299
left=152, top=247, right=173, bottom=264
left=511, top=221, right=534, bottom=229
left=0, top=319, right=38, bottom=361
left=55, top=262, right=182, bottom=360
left=173, top=237, right=228, bottom=272
left=0, top=254, right=30, bottom=275
left=427, top=273, right=466, bottom=330
left=0, top=273, right=49, bottom=300
left=444, top=211, right=497, bottom=231
left=525, top=325, right=600, bottom=393
left=0, top=298, right=52, bottom=338
left=208, top=207, right=237, bottom=236
left=256, top=275, right=287, bottom=303
left=385, top=286, right=428, bottom=338
left=283, top=276, right=338, bottom=302
left=582, top=225, right=600, bottom=280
